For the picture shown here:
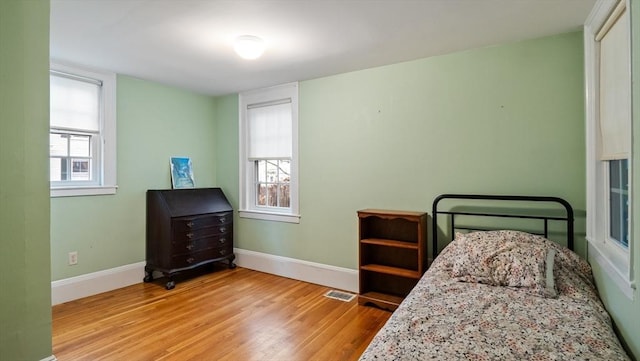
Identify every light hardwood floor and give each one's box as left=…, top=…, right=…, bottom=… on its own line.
left=52, top=266, right=391, bottom=361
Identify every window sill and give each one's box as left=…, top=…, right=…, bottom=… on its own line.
left=51, top=185, right=118, bottom=198
left=586, top=238, right=635, bottom=300
left=239, top=210, right=300, bottom=224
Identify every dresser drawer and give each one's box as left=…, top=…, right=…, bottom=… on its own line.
left=172, top=212, right=232, bottom=232
left=171, top=245, right=233, bottom=268
left=171, top=234, right=233, bottom=254
left=172, top=224, right=232, bottom=243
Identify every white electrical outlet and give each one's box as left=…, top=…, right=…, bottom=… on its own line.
left=68, top=251, right=78, bottom=265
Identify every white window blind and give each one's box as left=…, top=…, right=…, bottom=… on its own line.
left=248, top=99, right=292, bottom=159
left=597, top=2, right=631, bottom=160
left=50, top=72, right=101, bottom=132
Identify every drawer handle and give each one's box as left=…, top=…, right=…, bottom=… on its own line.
left=219, top=227, right=226, bottom=233
left=219, top=249, right=227, bottom=255
left=186, top=243, right=194, bottom=250
left=219, top=238, right=226, bottom=244
left=187, top=221, right=194, bottom=228
left=186, top=257, right=195, bottom=264
left=186, top=232, right=194, bottom=239
left=219, top=217, right=226, bottom=223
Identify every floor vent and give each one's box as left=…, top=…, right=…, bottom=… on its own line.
left=324, top=290, right=356, bottom=302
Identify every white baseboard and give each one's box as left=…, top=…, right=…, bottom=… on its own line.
left=234, top=248, right=358, bottom=293
left=40, top=356, right=57, bottom=361
left=51, top=251, right=358, bottom=305
left=51, top=261, right=146, bottom=305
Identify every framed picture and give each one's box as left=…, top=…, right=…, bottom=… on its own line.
left=170, top=157, right=195, bottom=189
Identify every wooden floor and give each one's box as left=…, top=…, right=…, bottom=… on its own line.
left=52, top=266, right=391, bottom=361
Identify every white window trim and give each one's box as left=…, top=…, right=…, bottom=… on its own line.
left=50, top=62, right=117, bottom=197
left=584, top=0, right=635, bottom=299
left=238, top=82, right=300, bottom=223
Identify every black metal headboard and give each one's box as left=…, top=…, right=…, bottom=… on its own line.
left=431, top=194, right=574, bottom=259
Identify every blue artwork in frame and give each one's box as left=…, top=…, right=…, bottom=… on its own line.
left=170, top=157, right=195, bottom=189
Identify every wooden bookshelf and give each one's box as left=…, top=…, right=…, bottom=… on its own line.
left=357, top=209, right=427, bottom=311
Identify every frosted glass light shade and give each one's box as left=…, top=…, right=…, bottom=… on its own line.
left=234, top=35, right=265, bottom=60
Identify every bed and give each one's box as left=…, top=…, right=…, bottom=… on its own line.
left=359, top=194, right=630, bottom=360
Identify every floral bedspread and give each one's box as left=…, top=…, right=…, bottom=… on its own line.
left=359, top=232, right=630, bottom=360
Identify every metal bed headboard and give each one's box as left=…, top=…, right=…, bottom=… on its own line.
left=431, top=194, right=574, bottom=259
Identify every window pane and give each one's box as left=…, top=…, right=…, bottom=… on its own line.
left=622, top=192, right=629, bottom=247
left=50, top=133, right=68, bottom=156
left=257, top=184, right=267, bottom=206
left=610, top=159, right=620, bottom=184
left=50, top=158, right=63, bottom=181
left=267, top=184, right=277, bottom=207
left=279, top=184, right=290, bottom=208
left=278, top=160, right=290, bottom=183
left=610, top=188, right=622, bottom=241
left=50, top=157, right=69, bottom=181
left=71, top=159, right=90, bottom=181
left=69, top=135, right=90, bottom=157
left=609, top=159, right=629, bottom=247
left=257, top=160, right=267, bottom=182
left=266, top=161, right=278, bottom=183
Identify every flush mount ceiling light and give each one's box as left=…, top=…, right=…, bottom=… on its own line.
left=234, top=35, right=265, bottom=60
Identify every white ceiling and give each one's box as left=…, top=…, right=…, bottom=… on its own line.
left=50, top=0, right=596, bottom=96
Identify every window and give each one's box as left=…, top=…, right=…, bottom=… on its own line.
left=239, top=83, right=299, bottom=223
left=584, top=0, right=634, bottom=298
left=50, top=63, right=117, bottom=197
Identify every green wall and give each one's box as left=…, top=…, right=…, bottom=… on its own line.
left=0, top=0, right=52, bottom=359
left=215, top=31, right=586, bottom=269
left=589, top=0, right=640, bottom=358
left=50, top=76, right=217, bottom=280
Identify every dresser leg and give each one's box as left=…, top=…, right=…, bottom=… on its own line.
left=228, top=255, right=236, bottom=269
left=143, top=267, right=153, bottom=283
left=165, top=279, right=175, bottom=290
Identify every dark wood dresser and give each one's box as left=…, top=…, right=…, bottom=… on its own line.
left=144, top=188, right=235, bottom=289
